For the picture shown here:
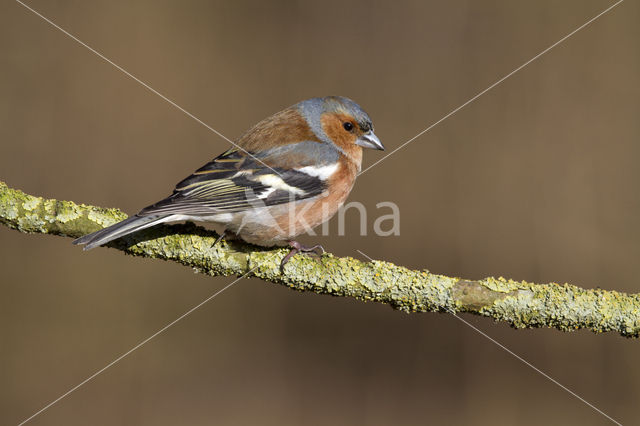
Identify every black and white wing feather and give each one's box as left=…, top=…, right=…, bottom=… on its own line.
left=138, top=143, right=336, bottom=217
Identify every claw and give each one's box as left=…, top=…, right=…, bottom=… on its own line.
left=280, top=241, right=325, bottom=270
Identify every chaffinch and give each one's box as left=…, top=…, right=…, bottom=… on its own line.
left=74, top=96, right=384, bottom=266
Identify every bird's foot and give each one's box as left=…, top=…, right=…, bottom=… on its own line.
left=280, top=240, right=325, bottom=270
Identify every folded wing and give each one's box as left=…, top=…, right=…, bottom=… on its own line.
left=138, top=142, right=339, bottom=217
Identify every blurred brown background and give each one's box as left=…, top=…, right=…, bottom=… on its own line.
left=1, top=0, right=638, bottom=424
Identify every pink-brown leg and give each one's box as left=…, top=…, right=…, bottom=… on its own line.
left=280, top=240, right=325, bottom=270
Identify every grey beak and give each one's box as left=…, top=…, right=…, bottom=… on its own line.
left=356, top=131, right=385, bottom=151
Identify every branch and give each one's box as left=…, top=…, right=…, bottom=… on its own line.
left=1, top=180, right=639, bottom=338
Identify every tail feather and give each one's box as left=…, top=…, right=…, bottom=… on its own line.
left=73, top=215, right=170, bottom=250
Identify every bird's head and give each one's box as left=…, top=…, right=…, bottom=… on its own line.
left=298, top=96, right=384, bottom=153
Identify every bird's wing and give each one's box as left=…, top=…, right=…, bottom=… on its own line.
left=138, top=142, right=339, bottom=217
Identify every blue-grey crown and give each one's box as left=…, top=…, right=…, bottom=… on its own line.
left=296, top=96, right=373, bottom=145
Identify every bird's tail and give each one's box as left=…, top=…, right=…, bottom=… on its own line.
left=73, top=214, right=170, bottom=250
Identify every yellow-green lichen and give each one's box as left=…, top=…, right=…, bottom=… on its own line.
left=17, top=212, right=47, bottom=232
left=22, top=196, right=41, bottom=212
left=2, top=201, right=19, bottom=220
left=87, top=208, right=126, bottom=227
left=3, top=179, right=640, bottom=338
left=46, top=200, right=83, bottom=223
left=482, top=276, right=523, bottom=293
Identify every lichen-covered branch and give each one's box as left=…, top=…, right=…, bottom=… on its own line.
left=2, top=180, right=639, bottom=338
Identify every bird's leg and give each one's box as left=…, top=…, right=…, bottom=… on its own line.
left=211, top=230, right=227, bottom=248
left=280, top=240, right=325, bottom=269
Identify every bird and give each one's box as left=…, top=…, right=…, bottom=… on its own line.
left=73, top=96, right=384, bottom=267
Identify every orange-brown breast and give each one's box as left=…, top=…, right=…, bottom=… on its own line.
left=273, top=155, right=359, bottom=237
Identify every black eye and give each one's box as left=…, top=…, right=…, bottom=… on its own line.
left=343, top=122, right=354, bottom=132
